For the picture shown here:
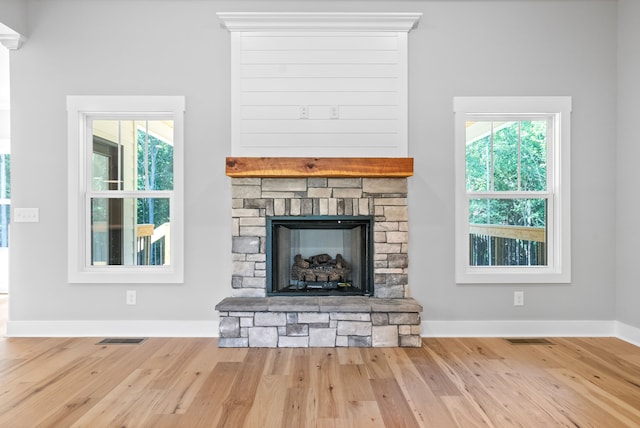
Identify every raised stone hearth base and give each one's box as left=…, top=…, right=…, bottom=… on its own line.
left=215, top=296, right=422, bottom=348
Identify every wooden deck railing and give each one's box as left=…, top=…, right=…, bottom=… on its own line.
left=137, top=222, right=170, bottom=265
left=469, top=224, right=546, bottom=266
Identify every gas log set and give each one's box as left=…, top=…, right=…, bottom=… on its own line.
left=290, top=253, right=352, bottom=290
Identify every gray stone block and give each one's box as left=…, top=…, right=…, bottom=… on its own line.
left=231, top=276, right=243, bottom=289
left=290, top=199, right=301, bottom=215
left=336, top=336, right=349, bottom=347
left=243, top=198, right=267, bottom=209
left=218, top=337, right=249, bottom=347
left=374, top=285, right=405, bottom=298
left=333, top=188, right=363, bottom=199
left=382, top=206, right=408, bottom=221
left=269, top=296, right=319, bottom=312
left=386, top=231, right=409, bottom=244
left=232, top=178, right=261, bottom=185
left=330, top=312, right=371, bottom=321
left=328, top=178, right=361, bottom=188
left=337, top=321, right=371, bottom=336
left=262, top=178, right=307, bottom=192
left=308, top=177, right=327, bottom=187
left=388, top=254, right=408, bottom=268
left=232, top=236, right=261, bottom=254
left=232, top=261, right=255, bottom=277
left=239, top=217, right=266, bottom=226
left=389, top=312, right=420, bottom=325
left=231, top=288, right=266, bottom=298
left=216, top=297, right=269, bottom=312
left=308, top=187, right=332, bottom=198
left=255, top=312, right=287, bottom=326
left=373, top=325, right=399, bottom=347
left=239, top=226, right=266, bottom=237
left=309, top=328, right=337, bottom=347
left=298, top=312, right=330, bottom=324
left=286, top=313, right=298, bottom=324
left=219, top=317, right=240, bottom=338
left=242, top=277, right=265, bottom=288
left=385, top=274, right=409, bottom=285
left=371, top=313, right=389, bottom=326
left=286, top=323, right=309, bottom=336
left=370, top=298, right=422, bottom=313
left=248, top=327, right=279, bottom=347
left=232, top=185, right=261, bottom=199
left=319, top=296, right=371, bottom=313
left=400, top=335, right=422, bottom=347
left=348, top=336, right=372, bottom=347
left=301, top=199, right=313, bottom=215
left=363, top=178, right=407, bottom=194
left=279, top=336, right=310, bottom=348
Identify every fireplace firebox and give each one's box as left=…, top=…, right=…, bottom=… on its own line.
left=267, top=216, right=373, bottom=296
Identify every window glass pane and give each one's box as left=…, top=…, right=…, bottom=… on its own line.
left=468, top=198, right=547, bottom=266
left=92, top=120, right=174, bottom=192
left=520, top=120, right=547, bottom=191
left=1, top=153, right=10, bottom=198
left=91, top=197, right=170, bottom=266
left=466, top=120, right=547, bottom=193
left=0, top=154, right=9, bottom=248
left=136, top=120, right=174, bottom=191
left=92, top=120, right=122, bottom=191
left=492, top=121, right=519, bottom=191
left=465, top=121, right=491, bottom=191
left=0, top=205, right=9, bottom=248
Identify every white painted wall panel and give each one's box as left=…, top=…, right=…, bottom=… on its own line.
left=231, top=29, right=409, bottom=156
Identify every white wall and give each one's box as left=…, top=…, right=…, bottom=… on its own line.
left=0, top=0, right=28, bottom=36
left=616, top=0, right=640, bottom=330
left=7, top=0, right=622, bottom=335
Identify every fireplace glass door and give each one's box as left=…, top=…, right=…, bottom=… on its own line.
left=267, top=216, right=373, bottom=296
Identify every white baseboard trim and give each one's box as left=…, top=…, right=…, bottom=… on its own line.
left=421, top=320, right=616, bottom=338
left=6, top=320, right=219, bottom=338
left=7, top=319, right=640, bottom=349
left=614, top=321, right=640, bottom=347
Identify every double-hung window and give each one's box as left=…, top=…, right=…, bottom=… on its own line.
left=454, top=97, right=571, bottom=283
left=67, top=96, right=184, bottom=283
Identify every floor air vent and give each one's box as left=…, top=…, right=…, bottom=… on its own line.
left=505, top=338, right=553, bottom=345
left=97, top=338, right=147, bottom=345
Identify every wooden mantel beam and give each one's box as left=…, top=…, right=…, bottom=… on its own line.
left=225, top=157, right=413, bottom=178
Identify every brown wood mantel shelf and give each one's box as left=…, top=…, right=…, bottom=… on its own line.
left=225, top=157, right=413, bottom=178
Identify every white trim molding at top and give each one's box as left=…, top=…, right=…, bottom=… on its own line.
left=216, top=12, right=422, bottom=32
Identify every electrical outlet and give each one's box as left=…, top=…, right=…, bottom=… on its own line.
left=300, top=105, right=309, bottom=119
left=514, top=291, right=524, bottom=306
left=14, top=208, right=40, bottom=223
left=126, top=290, right=136, bottom=305
left=330, top=105, right=340, bottom=119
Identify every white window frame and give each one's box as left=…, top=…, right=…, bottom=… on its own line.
left=67, top=95, right=185, bottom=283
left=453, top=96, right=571, bottom=284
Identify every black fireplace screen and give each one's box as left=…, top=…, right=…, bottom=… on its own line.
left=266, top=216, right=373, bottom=296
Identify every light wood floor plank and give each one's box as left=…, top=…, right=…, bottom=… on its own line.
left=1, top=318, right=640, bottom=428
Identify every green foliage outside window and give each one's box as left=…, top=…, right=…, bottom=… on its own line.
left=466, top=120, right=547, bottom=228
left=136, top=129, right=173, bottom=228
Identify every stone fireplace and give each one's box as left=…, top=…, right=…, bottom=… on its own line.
left=216, top=157, right=422, bottom=347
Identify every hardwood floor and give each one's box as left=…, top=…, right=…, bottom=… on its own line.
left=1, top=313, right=640, bottom=427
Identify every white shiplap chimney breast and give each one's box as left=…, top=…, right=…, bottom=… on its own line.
left=217, top=12, right=421, bottom=157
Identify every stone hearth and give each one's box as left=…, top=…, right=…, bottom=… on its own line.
left=216, top=296, right=422, bottom=348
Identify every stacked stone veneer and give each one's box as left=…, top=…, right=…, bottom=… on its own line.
left=221, top=177, right=420, bottom=348
left=231, top=177, right=409, bottom=298
left=216, top=296, right=422, bottom=348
